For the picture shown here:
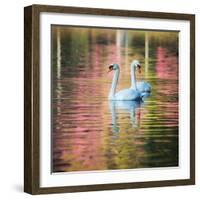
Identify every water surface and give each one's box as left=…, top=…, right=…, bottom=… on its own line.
left=52, top=27, right=179, bottom=172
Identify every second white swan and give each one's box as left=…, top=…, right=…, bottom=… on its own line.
left=130, top=60, right=151, bottom=93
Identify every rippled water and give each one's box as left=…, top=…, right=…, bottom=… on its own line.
left=52, top=27, right=179, bottom=172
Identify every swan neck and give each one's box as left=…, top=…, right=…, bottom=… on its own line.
left=109, top=69, right=119, bottom=99
left=131, top=64, right=137, bottom=90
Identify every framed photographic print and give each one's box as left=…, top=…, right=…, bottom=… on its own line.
left=24, top=4, right=195, bottom=194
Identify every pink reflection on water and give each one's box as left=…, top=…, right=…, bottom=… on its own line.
left=155, top=47, right=178, bottom=80
left=155, top=47, right=178, bottom=127
left=155, top=47, right=178, bottom=98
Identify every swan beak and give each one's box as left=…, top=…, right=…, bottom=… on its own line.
left=137, top=65, right=141, bottom=73
left=108, top=65, right=113, bottom=73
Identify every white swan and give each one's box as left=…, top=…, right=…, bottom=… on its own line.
left=131, top=60, right=151, bottom=93
left=108, top=63, right=142, bottom=101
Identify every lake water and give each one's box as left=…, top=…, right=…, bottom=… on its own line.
left=52, top=27, right=179, bottom=172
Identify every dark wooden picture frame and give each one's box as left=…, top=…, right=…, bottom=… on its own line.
left=24, top=4, right=195, bottom=195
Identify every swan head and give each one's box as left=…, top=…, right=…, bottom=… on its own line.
left=108, top=63, right=119, bottom=72
left=131, top=60, right=141, bottom=73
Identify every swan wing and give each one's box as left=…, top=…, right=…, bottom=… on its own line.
left=137, top=81, right=151, bottom=93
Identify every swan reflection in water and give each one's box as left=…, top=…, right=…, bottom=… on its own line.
left=108, top=89, right=151, bottom=134
left=109, top=100, right=144, bottom=134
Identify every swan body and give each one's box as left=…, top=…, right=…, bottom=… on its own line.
left=130, top=60, right=152, bottom=93
left=113, top=88, right=141, bottom=101
left=109, top=99, right=142, bottom=111
left=108, top=64, right=142, bottom=101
